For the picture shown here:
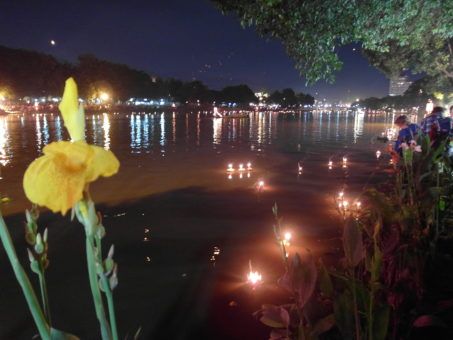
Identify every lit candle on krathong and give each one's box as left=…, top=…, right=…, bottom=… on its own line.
left=342, top=156, right=348, bottom=168
left=247, top=261, right=263, bottom=288
left=376, top=150, right=381, bottom=159
left=282, top=231, right=292, bottom=247
left=227, top=163, right=234, bottom=172
left=257, top=180, right=265, bottom=191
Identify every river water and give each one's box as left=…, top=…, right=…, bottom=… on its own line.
left=0, top=110, right=397, bottom=338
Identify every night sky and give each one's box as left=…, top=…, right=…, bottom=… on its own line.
left=0, top=0, right=391, bottom=102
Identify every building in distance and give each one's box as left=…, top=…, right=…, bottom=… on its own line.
left=389, top=75, right=412, bottom=96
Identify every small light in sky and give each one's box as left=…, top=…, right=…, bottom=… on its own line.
left=50, top=40, right=56, bottom=46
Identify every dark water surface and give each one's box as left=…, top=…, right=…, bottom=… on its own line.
left=0, top=111, right=396, bottom=339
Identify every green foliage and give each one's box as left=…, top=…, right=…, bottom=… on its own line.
left=213, top=0, right=453, bottom=85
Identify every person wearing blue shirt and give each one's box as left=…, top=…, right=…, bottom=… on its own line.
left=393, top=115, right=419, bottom=153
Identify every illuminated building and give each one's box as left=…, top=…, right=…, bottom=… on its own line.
left=389, top=76, right=412, bottom=96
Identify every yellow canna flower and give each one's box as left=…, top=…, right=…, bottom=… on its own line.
left=23, top=141, right=119, bottom=215
left=58, top=77, right=85, bottom=142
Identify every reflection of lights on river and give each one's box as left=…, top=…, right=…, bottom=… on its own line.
left=353, top=111, right=364, bottom=143
left=55, top=116, right=62, bottom=141
left=102, top=113, right=111, bottom=150
left=160, top=113, right=166, bottom=147
left=0, top=117, right=10, bottom=166
left=213, top=116, right=222, bottom=144
left=35, top=115, right=42, bottom=152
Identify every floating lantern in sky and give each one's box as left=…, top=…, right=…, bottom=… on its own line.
left=227, top=163, right=234, bottom=172
left=328, top=160, right=333, bottom=170
left=239, top=163, right=245, bottom=171
left=257, top=180, right=265, bottom=190
left=355, top=201, right=361, bottom=210
left=50, top=40, right=56, bottom=46
left=376, top=150, right=381, bottom=159
left=247, top=162, right=252, bottom=170
left=298, top=162, right=303, bottom=173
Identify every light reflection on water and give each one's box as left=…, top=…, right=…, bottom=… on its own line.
left=0, top=111, right=399, bottom=214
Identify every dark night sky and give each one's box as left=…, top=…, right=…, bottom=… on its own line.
left=0, top=0, right=392, bottom=102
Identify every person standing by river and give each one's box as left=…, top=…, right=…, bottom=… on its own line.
left=420, top=106, right=444, bottom=143
left=391, top=115, right=419, bottom=155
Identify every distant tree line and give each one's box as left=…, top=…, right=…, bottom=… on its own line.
left=0, top=45, right=314, bottom=107
left=357, top=76, right=453, bottom=110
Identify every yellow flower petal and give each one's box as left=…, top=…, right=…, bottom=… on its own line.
left=85, top=145, right=120, bottom=182
left=23, top=152, right=85, bottom=215
left=58, top=78, right=85, bottom=142
left=23, top=141, right=120, bottom=215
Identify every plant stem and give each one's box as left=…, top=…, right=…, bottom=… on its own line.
left=351, top=269, right=361, bottom=340
left=0, top=214, right=51, bottom=340
left=368, top=289, right=374, bottom=340
left=95, top=235, right=119, bottom=340
left=37, top=268, right=52, bottom=324
left=99, top=273, right=119, bottom=340
left=85, top=236, right=112, bottom=340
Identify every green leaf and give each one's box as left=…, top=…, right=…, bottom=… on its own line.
left=343, top=217, right=364, bottom=267
left=50, top=328, right=80, bottom=340
left=373, top=304, right=390, bottom=340
left=259, top=304, right=290, bottom=328
left=318, top=259, right=334, bottom=298
left=334, top=291, right=354, bottom=339
left=310, top=313, right=335, bottom=337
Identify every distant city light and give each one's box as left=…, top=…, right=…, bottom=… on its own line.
left=99, top=92, right=110, bottom=101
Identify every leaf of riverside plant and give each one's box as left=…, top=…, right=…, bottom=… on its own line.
left=318, top=259, right=334, bottom=298
left=279, top=251, right=318, bottom=308
left=50, top=328, right=80, bottom=340
left=259, top=304, right=290, bottom=328
left=373, top=304, right=390, bottom=340
left=333, top=292, right=354, bottom=339
left=343, top=217, right=364, bottom=267
left=310, top=313, right=335, bottom=337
